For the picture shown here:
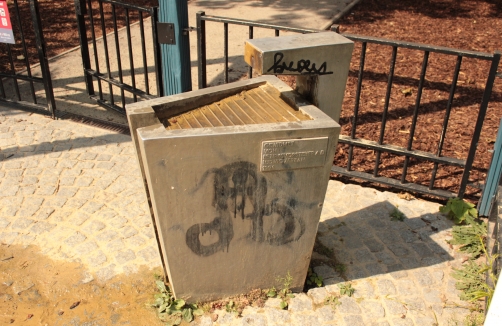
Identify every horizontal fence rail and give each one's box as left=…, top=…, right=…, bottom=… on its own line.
left=196, top=13, right=501, bottom=199
left=75, top=0, right=162, bottom=115
left=0, top=0, right=56, bottom=117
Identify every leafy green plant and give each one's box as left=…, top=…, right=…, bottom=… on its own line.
left=440, top=198, right=478, bottom=225
left=152, top=280, right=203, bottom=325
left=306, top=268, right=323, bottom=288
left=338, top=283, right=355, bottom=297
left=390, top=206, right=405, bottom=221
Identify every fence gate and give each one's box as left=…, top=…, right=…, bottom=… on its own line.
left=0, top=0, right=56, bottom=118
left=75, top=0, right=163, bottom=115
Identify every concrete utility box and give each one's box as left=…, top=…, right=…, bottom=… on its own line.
left=127, top=76, right=340, bottom=303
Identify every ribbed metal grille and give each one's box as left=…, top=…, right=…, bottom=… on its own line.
left=163, top=84, right=311, bottom=130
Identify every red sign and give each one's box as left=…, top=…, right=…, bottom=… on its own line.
left=0, top=0, right=15, bottom=44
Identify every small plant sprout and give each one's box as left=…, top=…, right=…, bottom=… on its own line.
left=334, top=263, right=347, bottom=274
left=390, top=206, right=405, bottom=221
left=274, top=271, right=295, bottom=309
left=306, top=267, right=323, bottom=288
left=324, top=295, right=341, bottom=308
left=338, top=283, right=355, bottom=297
left=152, top=280, right=203, bottom=326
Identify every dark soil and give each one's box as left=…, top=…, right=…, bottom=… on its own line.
left=331, top=0, right=502, bottom=201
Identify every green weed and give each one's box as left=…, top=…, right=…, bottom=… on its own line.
left=267, top=272, right=295, bottom=309
left=305, top=267, right=323, bottom=288
left=324, top=295, right=341, bottom=309
left=152, top=280, right=203, bottom=325
left=338, top=283, right=355, bottom=297
left=440, top=198, right=478, bottom=225
left=390, top=206, right=405, bottom=221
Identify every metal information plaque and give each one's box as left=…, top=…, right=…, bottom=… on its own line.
left=261, top=137, right=329, bottom=172
left=0, top=0, right=14, bottom=44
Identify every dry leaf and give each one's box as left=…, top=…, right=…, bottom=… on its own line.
left=398, top=193, right=415, bottom=201
left=401, top=88, right=412, bottom=97
left=70, top=301, right=80, bottom=309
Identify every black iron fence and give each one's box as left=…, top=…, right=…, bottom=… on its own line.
left=195, top=12, right=501, bottom=199
left=0, top=0, right=56, bottom=118
left=333, top=34, right=500, bottom=199
left=75, top=0, right=162, bottom=115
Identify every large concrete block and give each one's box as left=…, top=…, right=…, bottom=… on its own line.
left=244, top=32, right=354, bottom=122
left=126, top=76, right=340, bottom=303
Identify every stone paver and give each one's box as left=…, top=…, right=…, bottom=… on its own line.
left=0, top=106, right=471, bottom=325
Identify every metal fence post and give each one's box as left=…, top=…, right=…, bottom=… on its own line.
left=74, top=0, right=94, bottom=98
left=158, top=0, right=192, bottom=95
left=196, top=11, right=206, bottom=89
left=31, top=0, right=56, bottom=118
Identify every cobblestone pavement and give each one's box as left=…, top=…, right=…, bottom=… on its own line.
left=0, top=106, right=161, bottom=281
left=0, top=106, right=473, bottom=325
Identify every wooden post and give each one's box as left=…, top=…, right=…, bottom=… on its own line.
left=158, top=0, right=192, bottom=95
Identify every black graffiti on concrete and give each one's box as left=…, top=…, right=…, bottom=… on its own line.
left=266, top=52, right=334, bottom=75
left=185, top=161, right=305, bottom=257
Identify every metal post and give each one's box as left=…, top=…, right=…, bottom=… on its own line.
left=458, top=51, right=501, bottom=198
left=158, top=0, right=192, bottom=95
left=31, top=0, right=56, bottom=118
left=74, top=0, right=94, bottom=97
left=152, top=7, right=164, bottom=97
left=196, top=11, right=206, bottom=89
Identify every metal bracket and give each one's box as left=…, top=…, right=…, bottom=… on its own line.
left=157, top=22, right=176, bottom=45
left=183, top=26, right=197, bottom=35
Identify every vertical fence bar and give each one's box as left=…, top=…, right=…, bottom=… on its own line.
left=224, top=23, right=228, bottom=84
left=30, top=0, right=56, bottom=117
left=14, top=0, right=36, bottom=103
left=111, top=4, right=125, bottom=109
left=139, top=11, right=149, bottom=95
left=125, top=8, right=137, bottom=102
left=6, top=44, right=21, bottom=100
left=347, top=42, right=367, bottom=171
left=458, top=51, right=501, bottom=198
left=401, top=51, right=429, bottom=183
left=374, top=46, right=398, bottom=177
left=74, top=0, right=94, bottom=97
left=0, top=66, right=5, bottom=97
left=196, top=11, right=207, bottom=89
left=87, top=0, right=103, bottom=101
left=248, top=26, right=253, bottom=79
left=430, top=55, right=463, bottom=189
left=151, top=7, right=163, bottom=97
left=99, top=0, right=114, bottom=106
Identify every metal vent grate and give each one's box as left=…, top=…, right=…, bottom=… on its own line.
left=56, top=112, right=130, bottom=135
left=162, top=84, right=311, bottom=130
